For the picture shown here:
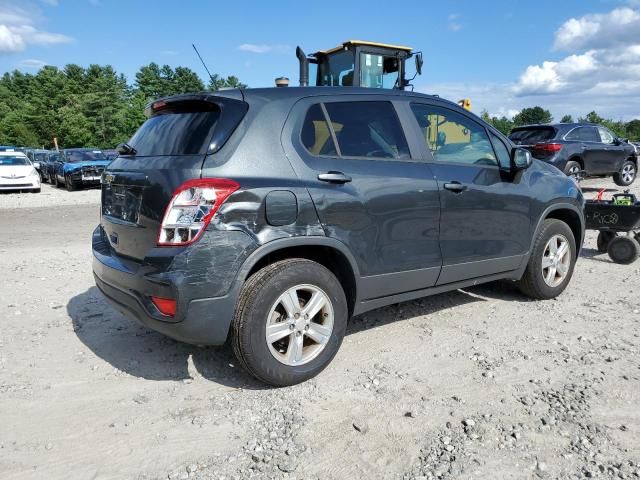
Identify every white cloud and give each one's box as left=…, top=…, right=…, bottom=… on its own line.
left=238, top=43, right=290, bottom=54
left=0, top=2, right=72, bottom=53
left=18, top=57, right=47, bottom=68
left=554, top=7, right=640, bottom=51
left=448, top=13, right=462, bottom=32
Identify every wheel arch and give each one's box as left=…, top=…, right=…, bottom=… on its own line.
left=567, top=155, right=584, bottom=169
left=539, top=205, right=584, bottom=256
left=239, top=237, right=360, bottom=318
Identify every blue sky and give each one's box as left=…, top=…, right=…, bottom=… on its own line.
left=1, top=0, right=639, bottom=120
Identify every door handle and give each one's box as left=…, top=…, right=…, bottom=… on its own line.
left=443, top=181, right=467, bottom=193
left=318, top=171, right=352, bottom=184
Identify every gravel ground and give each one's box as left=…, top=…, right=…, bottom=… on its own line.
left=0, top=177, right=638, bottom=480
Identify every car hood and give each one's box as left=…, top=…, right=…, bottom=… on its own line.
left=63, top=160, right=111, bottom=172
left=0, top=165, right=35, bottom=178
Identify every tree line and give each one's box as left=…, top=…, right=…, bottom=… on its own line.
left=0, top=63, right=246, bottom=149
left=481, top=107, right=640, bottom=141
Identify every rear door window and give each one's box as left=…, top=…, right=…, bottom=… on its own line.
left=509, top=127, right=556, bottom=145
left=581, top=126, right=600, bottom=142
left=301, top=104, right=338, bottom=156
left=323, top=101, right=410, bottom=159
left=564, top=127, right=582, bottom=141
left=128, top=101, right=221, bottom=156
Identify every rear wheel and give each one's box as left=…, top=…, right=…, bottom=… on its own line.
left=564, top=160, right=582, bottom=178
left=607, top=236, right=640, bottom=264
left=613, top=160, right=637, bottom=187
left=517, top=219, right=576, bottom=299
left=596, top=231, right=617, bottom=253
left=232, top=258, right=348, bottom=386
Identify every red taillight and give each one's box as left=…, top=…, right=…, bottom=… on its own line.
left=151, top=296, right=176, bottom=317
left=533, top=143, right=563, bottom=156
left=158, top=178, right=240, bottom=246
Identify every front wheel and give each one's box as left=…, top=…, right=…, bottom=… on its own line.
left=65, top=175, right=77, bottom=192
left=517, top=219, right=576, bottom=300
left=613, top=160, right=637, bottom=187
left=232, top=259, right=348, bottom=386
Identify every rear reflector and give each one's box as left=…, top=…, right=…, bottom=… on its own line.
left=158, top=178, right=240, bottom=246
left=151, top=296, right=177, bottom=317
left=533, top=143, right=563, bottom=155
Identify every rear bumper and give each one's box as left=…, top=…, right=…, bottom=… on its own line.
left=92, top=225, right=256, bottom=345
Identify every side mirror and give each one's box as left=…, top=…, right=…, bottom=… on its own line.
left=415, top=52, right=423, bottom=76
left=512, top=147, right=532, bottom=171
left=33, top=162, right=41, bottom=169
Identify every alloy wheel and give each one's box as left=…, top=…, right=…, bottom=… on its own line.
left=541, top=234, right=571, bottom=287
left=265, top=284, right=334, bottom=366
left=621, top=163, right=636, bottom=184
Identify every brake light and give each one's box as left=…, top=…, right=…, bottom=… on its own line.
left=151, top=296, right=176, bottom=317
left=158, top=178, right=239, bottom=246
left=533, top=143, right=563, bottom=156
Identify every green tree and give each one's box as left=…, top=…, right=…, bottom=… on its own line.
left=512, top=107, right=553, bottom=126
left=560, top=114, right=573, bottom=123
left=208, top=74, right=248, bottom=91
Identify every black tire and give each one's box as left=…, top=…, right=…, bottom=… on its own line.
left=517, top=219, right=577, bottom=300
left=596, top=231, right=616, bottom=253
left=564, top=160, right=582, bottom=178
left=232, top=258, right=348, bottom=387
left=613, top=160, right=637, bottom=187
left=53, top=174, right=61, bottom=188
left=65, top=175, right=76, bottom=192
left=607, top=236, right=640, bottom=265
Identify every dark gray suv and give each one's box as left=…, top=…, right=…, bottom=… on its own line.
left=92, top=88, right=585, bottom=386
left=509, top=123, right=637, bottom=186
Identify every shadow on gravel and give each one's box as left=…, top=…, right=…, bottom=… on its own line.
left=580, top=247, right=613, bottom=263
left=68, top=280, right=527, bottom=387
left=68, top=287, right=266, bottom=390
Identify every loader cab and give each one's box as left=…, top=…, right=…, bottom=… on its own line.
left=296, top=40, right=422, bottom=90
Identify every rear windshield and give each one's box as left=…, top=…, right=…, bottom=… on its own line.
left=0, top=156, right=30, bottom=166
left=65, top=150, right=107, bottom=162
left=128, top=101, right=221, bottom=156
left=509, top=127, right=556, bottom=145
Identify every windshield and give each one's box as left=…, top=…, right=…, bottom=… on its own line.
left=128, top=101, right=221, bottom=156
left=0, top=156, right=30, bottom=166
left=318, top=50, right=355, bottom=87
left=35, top=153, right=47, bottom=162
left=65, top=150, right=107, bottom=162
left=509, top=127, right=556, bottom=145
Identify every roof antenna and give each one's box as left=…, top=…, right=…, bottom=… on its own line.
left=192, top=43, right=215, bottom=84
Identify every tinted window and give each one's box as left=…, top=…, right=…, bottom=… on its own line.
left=581, top=127, right=600, bottom=142
left=301, top=104, right=338, bottom=156
left=411, top=104, right=497, bottom=166
left=323, top=101, right=410, bottom=159
left=64, top=150, right=107, bottom=162
left=0, top=156, right=30, bottom=166
left=509, top=127, right=556, bottom=144
left=490, top=132, right=511, bottom=169
left=566, top=126, right=600, bottom=142
left=318, top=50, right=355, bottom=87
left=564, top=127, right=582, bottom=141
left=129, top=101, right=221, bottom=156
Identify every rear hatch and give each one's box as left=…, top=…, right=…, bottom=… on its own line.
left=100, top=94, right=248, bottom=261
left=509, top=126, right=560, bottom=159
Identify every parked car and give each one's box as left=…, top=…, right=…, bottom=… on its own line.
left=39, top=151, right=60, bottom=183
left=0, top=151, right=40, bottom=193
left=51, top=148, right=111, bottom=191
left=25, top=149, right=51, bottom=181
left=509, top=123, right=637, bottom=186
left=93, top=88, right=585, bottom=386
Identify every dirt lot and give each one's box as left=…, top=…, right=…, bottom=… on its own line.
left=0, top=180, right=639, bottom=480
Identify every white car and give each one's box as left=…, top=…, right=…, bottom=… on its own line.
left=0, top=151, right=41, bottom=193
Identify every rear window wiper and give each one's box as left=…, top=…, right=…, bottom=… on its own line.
left=116, top=143, right=137, bottom=156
